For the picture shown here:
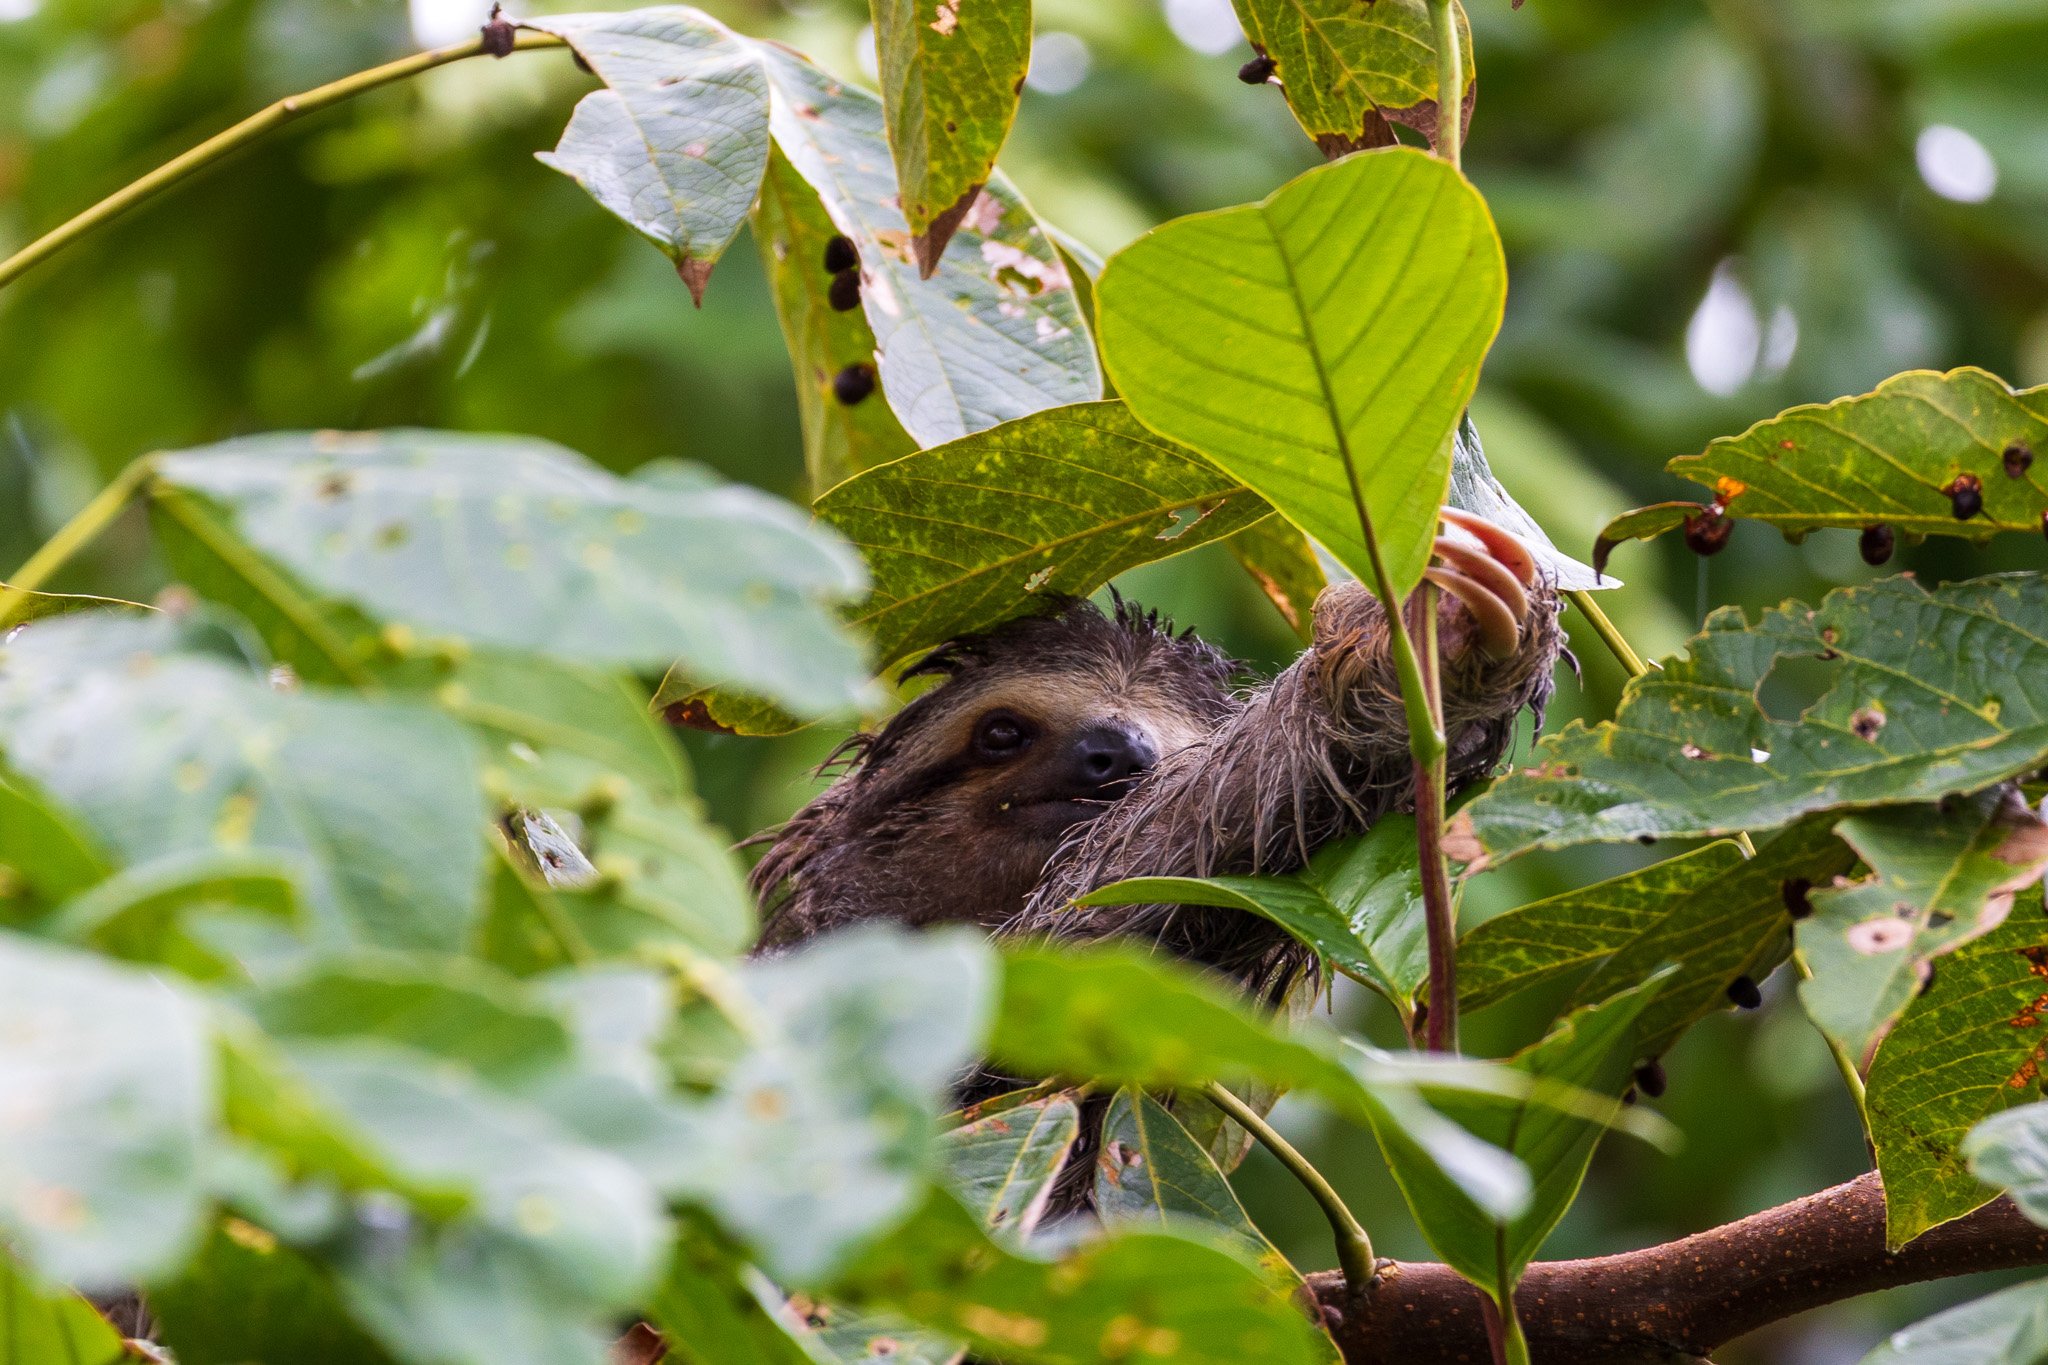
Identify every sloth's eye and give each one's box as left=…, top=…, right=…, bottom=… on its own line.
left=974, top=712, right=1031, bottom=758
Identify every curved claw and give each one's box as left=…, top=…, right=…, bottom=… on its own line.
left=1426, top=565, right=1522, bottom=661
left=1432, top=534, right=1530, bottom=627
left=1440, top=507, right=1538, bottom=588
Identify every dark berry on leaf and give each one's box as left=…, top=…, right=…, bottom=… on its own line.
left=1859, top=524, right=1895, bottom=566
left=1238, top=54, right=1276, bottom=84
left=2005, top=441, right=2034, bottom=478
left=1682, top=510, right=1733, bottom=557
left=822, top=235, right=858, bottom=274
left=1945, top=473, right=1984, bottom=520
left=1634, top=1060, right=1668, bottom=1099
left=1782, top=878, right=1813, bottom=920
left=828, top=268, right=862, bottom=312
left=1726, top=975, right=1763, bottom=1010
left=833, top=363, right=876, bottom=406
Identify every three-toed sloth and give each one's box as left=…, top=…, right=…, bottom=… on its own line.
left=751, top=510, right=1565, bottom=1008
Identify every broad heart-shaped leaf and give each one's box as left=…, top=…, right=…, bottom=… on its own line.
left=944, top=1091, right=1081, bottom=1243
left=0, top=1252, right=125, bottom=1365
left=1230, top=0, right=1474, bottom=155
left=748, top=39, right=1101, bottom=448
left=676, top=926, right=997, bottom=1285
left=829, top=1187, right=1333, bottom=1365
left=754, top=148, right=916, bottom=492
left=0, top=613, right=487, bottom=951
left=872, top=0, right=1032, bottom=273
left=1460, top=821, right=1857, bottom=1059
left=1596, top=369, right=2048, bottom=563
left=1462, top=574, right=2048, bottom=862
left=1097, top=146, right=1506, bottom=602
left=151, top=430, right=872, bottom=717
left=1801, top=789, right=2048, bottom=1064
left=530, top=10, right=769, bottom=304
left=816, top=400, right=1274, bottom=670
left=0, top=935, right=213, bottom=1289
left=1369, top=981, right=1659, bottom=1305
left=1967, top=1101, right=2048, bottom=1229
left=1865, top=901, right=2048, bottom=1248
left=1095, top=1090, right=1299, bottom=1289
left=1861, top=1279, right=2048, bottom=1365
left=1080, top=816, right=1428, bottom=1027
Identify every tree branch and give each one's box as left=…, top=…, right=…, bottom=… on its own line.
left=1310, top=1174, right=2048, bottom=1363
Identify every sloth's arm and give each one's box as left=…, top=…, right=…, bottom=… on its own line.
left=1012, top=515, right=1562, bottom=976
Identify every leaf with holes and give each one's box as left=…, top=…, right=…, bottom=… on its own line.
left=817, top=400, right=1273, bottom=670
left=1865, top=904, right=2048, bottom=1247
left=1593, top=369, right=2048, bottom=569
left=530, top=9, right=770, bottom=303
left=1461, top=822, right=1856, bottom=1059
left=872, top=0, right=1032, bottom=273
left=1460, top=574, right=2048, bottom=862
left=1230, top=0, right=1474, bottom=155
left=151, top=430, right=872, bottom=717
left=1801, top=788, right=2048, bottom=1063
left=750, top=40, right=1100, bottom=448
left=1079, top=817, right=1428, bottom=1027
left=1096, top=146, right=1505, bottom=602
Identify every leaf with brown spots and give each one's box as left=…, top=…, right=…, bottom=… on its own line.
left=1228, top=0, right=1475, bottom=156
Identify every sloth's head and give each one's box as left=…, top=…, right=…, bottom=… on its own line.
left=751, top=596, right=1238, bottom=944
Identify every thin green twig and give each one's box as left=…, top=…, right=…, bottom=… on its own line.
left=1202, top=1081, right=1375, bottom=1293
left=1429, top=0, right=1464, bottom=172
left=1566, top=589, right=1648, bottom=679
left=0, top=456, right=155, bottom=630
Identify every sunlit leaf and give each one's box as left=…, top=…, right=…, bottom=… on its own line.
left=1801, top=788, right=2048, bottom=1062
left=1860, top=1279, right=2048, bottom=1365
left=1461, top=574, right=2048, bottom=861
left=0, top=1248, right=125, bottom=1365
left=1229, top=0, right=1474, bottom=154
left=817, top=400, right=1272, bottom=669
left=871, top=0, right=1032, bottom=272
left=1096, top=146, right=1505, bottom=601
left=531, top=9, right=770, bottom=304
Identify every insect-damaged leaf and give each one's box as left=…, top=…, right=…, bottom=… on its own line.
left=816, top=400, right=1273, bottom=671
left=1800, top=788, right=2048, bottom=1064
left=1097, top=146, right=1505, bottom=603
left=945, top=1092, right=1079, bottom=1243
left=1230, top=0, right=1474, bottom=156
left=1460, top=574, right=2048, bottom=862
left=1865, top=903, right=2048, bottom=1248
left=151, top=429, right=873, bottom=718
left=530, top=9, right=770, bottom=304
left=871, top=0, right=1033, bottom=274
left=1593, top=369, right=2048, bottom=568
left=751, top=39, right=1100, bottom=448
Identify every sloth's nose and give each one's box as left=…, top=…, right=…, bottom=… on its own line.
left=1068, top=725, right=1158, bottom=794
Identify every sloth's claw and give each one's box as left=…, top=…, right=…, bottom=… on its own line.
left=1432, top=535, right=1530, bottom=626
left=1429, top=513, right=1541, bottom=661
left=1440, top=508, right=1538, bottom=588
left=1426, top=565, right=1522, bottom=660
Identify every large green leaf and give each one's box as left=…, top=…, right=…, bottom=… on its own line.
left=1096, top=146, right=1505, bottom=601
left=1595, top=369, right=2048, bottom=562
left=530, top=10, right=769, bottom=304
left=0, top=613, right=487, bottom=951
left=1229, top=0, right=1474, bottom=155
left=0, top=1250, right=125, bottom=1365
left=817, top=401, right=1273, bottom=669
left=50, top=846, right=302, bottom=981
left=944, top=1091, right=1081, bottom=1243
left=1079, top=817, right=1428, bottom=1027
left=749, top=40, right=1101, bottom=448
left=1461, top=822, right=1857, bottom=1059
left=1861, top=1280, right=2048, bottom=1365
left=753, top=149, right=916, bottom=492
left=871, top=0, right=1032, bottom=273
left=1461, top=574, right=2048, bottom=861
left=1865, top=903, right=2048, bottom=1247
left=0, top=935, right=213, bottom=1287
left=151, top=431, right=872, bottom=716
left=1801, top=789, right=2048, bottom=1063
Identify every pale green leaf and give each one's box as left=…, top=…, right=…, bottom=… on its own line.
left=1967, top=1101, right=2048, bottom=1229
left=1861, top=1280, right=2048, bottom=1365
left=0, top=1251, right=125, bottom=1365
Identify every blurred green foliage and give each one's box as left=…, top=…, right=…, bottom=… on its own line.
left=4, top=1, right=2046, bottom=1357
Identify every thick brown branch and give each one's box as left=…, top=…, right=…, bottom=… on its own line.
left=1311, top=1174, right=2048, bottom=1363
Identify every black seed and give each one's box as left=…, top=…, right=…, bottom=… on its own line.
left=1621, top=1086, right=1638, bottom=1106
left=1238, top=54, right=1276, bottom=84
left=479, top=4, right=516, bottom=57
left=827, top=268, right=862, bottom=312
left=1858, top=523, right=1895, bottom=566
left=822, top=234, right=858, bottom=274
left=832, top=363, right=876, bottom=406
left=2005, top=441, right=2034, bottom=478
left=1782, top=877, right=1814, bottom=920
left=1633, top=1059, right=1668, bottom=1099
left=1726, top=975, right=1763, bottom=1010
left=1946, top=472, right=1984, bottom=520
left=1635, top=833, right=1657, bottom=845
left=1682, top=510, right=1733, bottom=557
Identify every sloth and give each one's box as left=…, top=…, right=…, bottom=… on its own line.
left=750, top=509, right=1565, bottom=1005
